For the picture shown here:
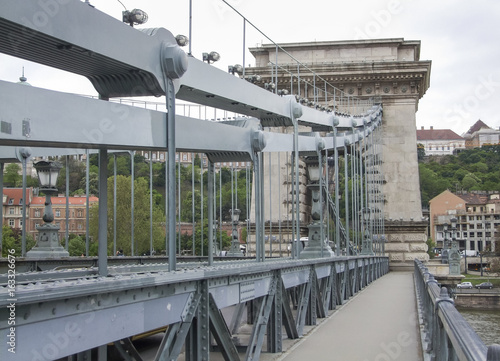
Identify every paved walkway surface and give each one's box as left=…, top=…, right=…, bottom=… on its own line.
left=272, top=271, right=423, bottom=361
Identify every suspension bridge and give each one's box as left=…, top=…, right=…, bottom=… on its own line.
left=0, top=1, right=498, bottom=360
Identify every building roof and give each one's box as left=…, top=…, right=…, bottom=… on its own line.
left=417, top=128, right=463, bottom=141
left=31, top=195, right=99, bottom=206
left=457, top=193, right=489, bottom=205
left=3, top=188, right=33, bottom=206
left=464, top=120, right=490, bottom=135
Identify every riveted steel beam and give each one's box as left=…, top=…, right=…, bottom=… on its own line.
left=0, top=0, right=186, bottom=98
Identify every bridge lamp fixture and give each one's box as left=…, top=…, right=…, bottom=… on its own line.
left=228, top=209, right=243, bottom=256
left=277, top=89, right=289, bottom=96
left=246, top=74, right=261, bottom=83
left=36, top=160, right=62, bottom=194
left=228, top=64, right=244, bottom=76
left=264, top=82, right=275, bottom=91
left=27, top=160, right=69, bottom=258
left=122, top=9, right=148, bottom=27
left=203, top=51, right=220, bottom=64
left=175, top=34, right=189, bottom=47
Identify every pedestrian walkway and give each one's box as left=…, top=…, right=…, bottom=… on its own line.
left=274, top=272, right=422, bottom=361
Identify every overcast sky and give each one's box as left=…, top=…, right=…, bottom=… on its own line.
left=1, top=0, right=499, bottom=135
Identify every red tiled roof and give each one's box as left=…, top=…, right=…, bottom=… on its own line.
left=465, top=120, right=490, bottom=135
left=3, top=188, right=33, bottom=206
left=30, top=195, right=99, bottom=206
left=416, top=129, right=463, bottom=141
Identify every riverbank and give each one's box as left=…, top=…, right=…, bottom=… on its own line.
left=455, top=291, right=500, bottom=309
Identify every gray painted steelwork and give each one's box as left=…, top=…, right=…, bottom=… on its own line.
left=0, top=256, right=388, bottom=360
left=0, top=2, right=389, bottom=360
left=414, top=260, right=500, bottom=360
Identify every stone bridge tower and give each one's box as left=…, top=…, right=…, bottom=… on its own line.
left=246, top=38, right=431, bottom=269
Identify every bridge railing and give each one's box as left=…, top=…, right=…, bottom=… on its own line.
left=414, top=259, right=500, bottom=361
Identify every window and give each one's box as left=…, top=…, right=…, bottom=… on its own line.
left=477, top=232, right=483, bottom=238
left=152, top=153, right=157, bottom=160
left=56, top=210, right=61, bottom=217
left=8, top=219, right=14, bottom=227
left=78, top=210, right=83, bottom=217
left=78, top=224, right=82, bottom=230
left=35, top=209, right=40, bottom=217
left=182, top=154, right=188, bottom=161
left=447, top=146, right=450, bottom=150
left=175, top=153, right=179, bottom=161
left=429, top=145, right=432, bottom=150
left=8, top=198, right=14, bottom=205
left=9, top=207, right=14, bottom=215
left=160, top=153, right=165, bottom=160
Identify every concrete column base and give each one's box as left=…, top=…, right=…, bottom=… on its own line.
left=26, top=223, right=69, bottom=258
left=385, top=220, right=429, bottom=270
left=300, top=222, right=335, bottom=259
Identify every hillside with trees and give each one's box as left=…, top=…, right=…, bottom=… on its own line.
left=418, top=144, right=500, bottom=207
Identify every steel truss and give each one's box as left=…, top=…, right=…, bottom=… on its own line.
left=0, top=3, right=389, bottom=360
left=0, top=256, right=388, bottom=360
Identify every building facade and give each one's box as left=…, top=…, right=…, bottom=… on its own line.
left=2, top=187, right=33, bottom=231
left=417, top=126, right=465, bottom=156
left=463, top=120, right=500, bottom=148
left=28, top=195, right=98, bottom=241
left=2, top=188, right=97, bottom=242
left=142, top=151, right=251, bottom=170
left=429, top=190, right=499, bottom=253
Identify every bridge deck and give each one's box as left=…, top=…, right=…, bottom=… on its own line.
left=272, top=272, right=422, bottom=361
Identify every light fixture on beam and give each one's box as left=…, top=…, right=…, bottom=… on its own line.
left=264, top=82, right=275, bottom=91
left=203, top=51, right=220, bottom=64
left=122, top=9, right=148, bottom=27
left=277, top=89, right=289, bottom=96
left=175, top=34, right=189, bottom=47
left=228, top=64, right=244, bottom=76
left=246, top=74, right=261, bottom=83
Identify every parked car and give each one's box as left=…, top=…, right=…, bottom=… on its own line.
left=475, top=282, right=493, bottom=289
left=457, top=282, right=473, bottom=289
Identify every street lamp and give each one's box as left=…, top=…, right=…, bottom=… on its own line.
left=227, top=209, right=243, bottom=256
left=441, top=222, right=449, bottom=264
left=27, top=160, right=69, bottom=258
left=360, top=207, right=374, bottom=255
left=448, top=217, right=461, bottom=275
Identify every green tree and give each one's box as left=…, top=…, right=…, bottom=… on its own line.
left=68, top=234, right=86, bottom=256
left=417, top=143, right=425, bottom=161
left=461, top=173, right=480, bottom=190
left=1, top=226, right=36, bottom=257
left=89, top=175, right=165, bottom=256
left=4, top=163, right=21, bottom=187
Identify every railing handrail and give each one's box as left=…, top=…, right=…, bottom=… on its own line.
left=414, top=259, right=500, bottom=360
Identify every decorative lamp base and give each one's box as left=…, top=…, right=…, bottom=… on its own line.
left=26, top=224, right=69, bottom=258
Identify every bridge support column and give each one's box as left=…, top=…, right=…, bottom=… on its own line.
left=385, top=220, right=429, bottom=271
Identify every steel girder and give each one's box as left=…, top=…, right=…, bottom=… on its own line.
left=0, top=257, right=388, bottom=360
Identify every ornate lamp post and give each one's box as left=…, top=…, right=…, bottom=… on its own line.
left=227, top=209, right=243, bottom=256
left=448, top=217, right=461, bottom=275
left=441, top=222, right=449, bottom=264
left=361, top=207, right=374, bottom=255
left=26, top=160, right=69, bottom=258
left=300, top=157, right=334, bottom=259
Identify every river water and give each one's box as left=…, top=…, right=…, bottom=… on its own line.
left=457, top=308, right=500, bottom=346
